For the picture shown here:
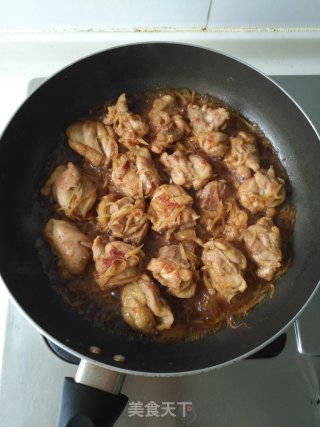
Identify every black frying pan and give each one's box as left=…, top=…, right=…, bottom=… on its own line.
left=1, top=42, right=320, bottom=426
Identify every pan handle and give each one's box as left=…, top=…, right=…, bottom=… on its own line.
left=57, top=360, right=128, bottom=427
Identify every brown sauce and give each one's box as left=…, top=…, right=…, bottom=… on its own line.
left=35, top=89, right=295, bottom=343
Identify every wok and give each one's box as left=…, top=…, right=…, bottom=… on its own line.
left=0, top=42, right=320, bottom=426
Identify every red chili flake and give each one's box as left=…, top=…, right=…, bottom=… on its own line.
left=157, top=194, right=179, bottom=211
left=103, top=247, right=124, bottom=271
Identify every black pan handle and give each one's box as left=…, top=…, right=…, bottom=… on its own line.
left=57, top=377, right=128, bottom=427
left=57, top=360, right=128, bottom=427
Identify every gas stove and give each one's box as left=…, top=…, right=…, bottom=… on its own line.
left=0, top=75, right=320, bottom=427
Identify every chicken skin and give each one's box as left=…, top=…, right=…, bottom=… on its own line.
left=103, top=93, right=149, bottom=149
left=202, top=239, right=247, bottom=302
left=44, top=219, right=92, bottom=275
left=195, top=131, right=229, bottom=158
left=187, top=103, right=230, bottom=158
left=148, top=94, right=190, bottom=153
left=196, top=180, right=227, bottom=236
left=66, top=120, right=118, bottom=166
left=112, top=147, right=160, bottom=199
left=148, top=184, right=199, bottom=234
left=97, top=194, right=149, bottom=245
left=243, top=217, right=282, bottom=281
left=121, top=274, right=174, bottom=333
left=224, top=131, right=260, bottom=181
left=187, top=104, right=229, bottom=134
left=160, top=149, right=213, bottom=190
left=41, top=162, right=97, bottom=220
left=92, top=237, right=143, bottom=290
left=147, top=244, right=197, bottom=298
left=223, top=198, right=248, bottom=242
left=238, top=166, right=286, bottom=213
left=197, top=180, right=248, bottom=242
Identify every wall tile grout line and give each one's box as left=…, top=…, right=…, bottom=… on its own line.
left=205, top=0, right=214, bottom=30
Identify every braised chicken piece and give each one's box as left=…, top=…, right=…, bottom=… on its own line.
left=196, top=131, right=229, bottom=158
left=66, top=120, right=118, bottom=167
left=121, top=274, right=174, bottom=333
left=147, top=244, right=197, bottom=298
left=202, top=239, right=247, bottom=302
left=92, top=237, right=144, bottom=290
left=148, top=94, right=190, bottom=153
left=97, top=194, right=149, bottom=245
left=160, top=149, right=213, bottom=190
left=199, top=179, right=247, bottom=238
left=224, top=131, right=260, bottom=181
left=223, top=198, right=248, bottom=242
left=173, top=229, right=202, bottom=273
left=197, top=180, right=227, bottom=211
left=197, top=180, right=247, bottom=241
left=243, top=217, right=282, bottom=281
left=187, top=104, right=229, bottom=134
left=196, top=180, right=226, bottom=236
left=112, top=147, right=160, bottom=199
left=103, top=93, right=149, bottom=149
left=41, top=162, right=97, bottom=220
left=187, top=104, right=229, bottom=158
left=148, top=184, right=199, bottom=234
left=44, top=219, right=92, bottom=275
left=238, top=166, right=286, bottom=214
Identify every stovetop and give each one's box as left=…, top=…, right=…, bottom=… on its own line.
left=0, top=75, right=320, bottom=427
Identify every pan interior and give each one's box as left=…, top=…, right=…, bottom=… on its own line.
left=0, top=43, right=319, bottom=374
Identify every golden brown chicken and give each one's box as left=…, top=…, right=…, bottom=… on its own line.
left=195, top=131, right=229, bottom=158
left=196, top=180, right=227, bottom=211
left=121, top=274, right=174, bottom=333
left=148, top=184, right=199, bottom=234
left=187, top=103, right=229, bottom=158
left=223, top=131, right=260, bottom=181
left=41, top=162, right=97, bottom=220
left=243, top=217, right=282, bottom=281
left=66, top=120, right=118, bottom=166
left=148, top=94, right=190, bottom=153
left=202, top=239, right=247, bottom=302
left=103, top=93, right=149, bottom=149
left=238, top=166, right=286, bottom=213
left=187, top=104, right=229, bottom=134
left=160, top=149, right=213, bottom=190
left=97, top=194, right=149, bottom=245
left=147, top=244, right=197, bottom=298
left=44, top=219, right=92, bottom=275
left=92, top=237, right=144, bottom=290
left=197, top=180, right=247, bottom=242
left=112, top=147, right=160, bottom=199
left=223, top=198, right=248, bottom=242
left=197, top=186, right=248, bottom=242
left=196, top=180, right=227, bottom=236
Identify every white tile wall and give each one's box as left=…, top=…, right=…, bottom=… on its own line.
left=0, top=0, right=319, bottom=32
left=208, top=0, right=320, bottom=28
left=0, top=0, right=210, bottom=31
